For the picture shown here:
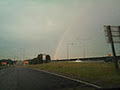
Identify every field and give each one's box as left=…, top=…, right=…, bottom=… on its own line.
left=25, top=62, right=120, bottom=88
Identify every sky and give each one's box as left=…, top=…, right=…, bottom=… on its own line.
left=0, top=0, right=120, bottom=60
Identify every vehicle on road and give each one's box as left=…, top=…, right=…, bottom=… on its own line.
left=11, top=65, right=15, bottom=67
left=74, top=59, right=83, bottom=62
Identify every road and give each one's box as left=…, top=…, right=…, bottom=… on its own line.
left=0, top=67, right=96, bottom=90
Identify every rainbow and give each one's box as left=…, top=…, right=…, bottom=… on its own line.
left=53, top=29, right=67, bottom=60
left=53, top=21, right=75, bottom=60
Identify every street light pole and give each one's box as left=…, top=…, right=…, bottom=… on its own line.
left=83, top=42, right=85, bottom=58
left=67, top=43, right=73, bottom=60
left=78, top=42, right=85, bottom=58
left=81, top=39, right=89, bottom=58
left=67, top=43, right=69, bottom=60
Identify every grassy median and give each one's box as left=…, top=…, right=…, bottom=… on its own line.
left=25, top=62, right=120, bottom=88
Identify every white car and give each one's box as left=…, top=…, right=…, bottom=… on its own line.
left=74, top=60, right=82, bottom=62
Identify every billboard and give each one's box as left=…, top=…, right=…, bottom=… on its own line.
left=104, top=26, right=120, bottom=43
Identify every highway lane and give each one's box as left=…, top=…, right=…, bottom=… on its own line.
left=0, top=67, right=96, bottom=90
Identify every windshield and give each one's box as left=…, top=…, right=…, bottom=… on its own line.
left=0, top=0, right=120, bottom=90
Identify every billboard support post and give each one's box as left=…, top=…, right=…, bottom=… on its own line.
left=107, top=26, right=119, bottom=70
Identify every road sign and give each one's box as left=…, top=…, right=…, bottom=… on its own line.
left=104, top=25, right=119, bottom=71
left=24, top=61, right=29, bottom=64
left=108, top=54, right=111, bottom=56
left=104, top=26, right=120, bottom=43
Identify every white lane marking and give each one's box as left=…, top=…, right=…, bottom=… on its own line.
left=32, top=68, right=102, bottom=89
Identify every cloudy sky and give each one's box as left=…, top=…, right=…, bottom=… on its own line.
left=0, top=0, right=120, bottom=60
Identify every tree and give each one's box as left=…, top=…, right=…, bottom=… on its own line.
left=45, top=55, right=51, bottom=63
left=37, top=54, right=43, bottom=64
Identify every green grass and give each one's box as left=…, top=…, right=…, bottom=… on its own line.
left=25, top=62, right=120, bottom=88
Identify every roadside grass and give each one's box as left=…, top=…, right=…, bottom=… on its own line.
left=25, top=62, right=120, bottom=87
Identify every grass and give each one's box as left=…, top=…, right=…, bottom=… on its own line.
left=25, top=62, right=120, bottom=88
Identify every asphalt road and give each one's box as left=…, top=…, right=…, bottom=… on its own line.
left=0, top=67, right=96, bottom=90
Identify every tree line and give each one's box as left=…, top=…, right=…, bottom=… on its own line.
left=0, top=59, right=16, bottom=66
left=25, top=54, right=51, bottom=64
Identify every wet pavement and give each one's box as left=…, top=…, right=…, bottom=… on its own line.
left=0, top=67, right=96, bottom=90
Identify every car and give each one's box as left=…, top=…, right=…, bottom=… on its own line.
left=11, top=65, right=15, bottom=67
left=74, top=59, right=83, bottom=62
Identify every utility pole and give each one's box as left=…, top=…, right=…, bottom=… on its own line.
left=67, top=43, right=73, bottom=60
left=83, top=42, right=85, bottom=58
left=67, top=43, right=69, bottom=60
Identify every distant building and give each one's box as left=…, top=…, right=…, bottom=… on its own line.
left=1, top=62, right=7, bottom=66
left=24, top=61, right=29, bottom=65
